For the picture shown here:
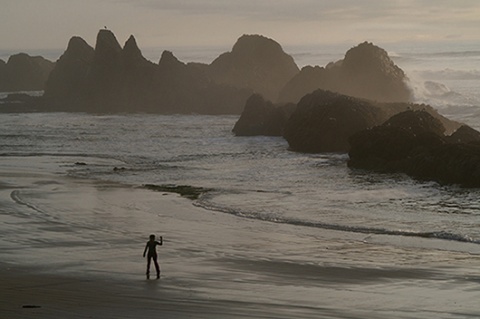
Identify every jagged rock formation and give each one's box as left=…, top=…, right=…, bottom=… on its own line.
left=43, top=30, right=254, bottom=113
left=348, top=110, right=480, bottom=187
left=84, top=29, right=125, bottom=108
left=152, top=50, right=251, bottom=114
left=3, top=31, right=426, bottom=116
left=232, top=94, right=296, bottom=136
left=44, top=36, right=95, bottom=104
left=114, top=35, right=157, bottom=110
left=210, top=34, right=299, bottom=101
left=283, top=90, right=459, bottom=153
left=0, top=53, right=54, bottom=92
left=278, top=42, right=411, bottom=104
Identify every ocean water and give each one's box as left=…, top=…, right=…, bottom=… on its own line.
left=1, top=44, right=480, bottom=259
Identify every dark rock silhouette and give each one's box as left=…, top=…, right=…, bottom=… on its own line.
left=0, top=59, right=6, bottom=88
left=91, top=29, right=126, bottom=89
left=283, top=90, right=459, bottom=153
left=0, top=31, right=442, bottom=119
left=116, top=35, right=157, bottom=112
left=232, top=94, right=296, bottom=136
left=405, top=143, right=480, bottom=187
left=83, top=29, right=130, bottom=112
left=152, top=50, right=251, bottom=114
left=348, top=110, right=480, bottom=187
left=278, top=42, right=411, bottom=103
left=283, top=90, right=387, bottom=153
left=210, top=34, right=299, bottom=102
left=152, top=50, right=202, bottom=113
left=46, top=30, right=151, bottom=112
left=43, top=30, right=253, bottom=113
left=44, top=36, right=95, bottom=105
left=0, top=53, right=54, bottom=92
left=45, top=30, right=129, bottom=112
left=348, top=110, right=447, bottom=170
left=382, top=109, right=446, bottom=136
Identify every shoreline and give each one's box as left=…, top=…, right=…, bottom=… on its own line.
left=1, top=155, right=480, bottom=318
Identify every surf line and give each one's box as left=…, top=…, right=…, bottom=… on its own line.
left=194, top=198, right=479, bottom=245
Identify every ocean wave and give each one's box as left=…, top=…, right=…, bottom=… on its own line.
left=418, top=69, right=480, bottom=80
left=405, top=76, right=479, bottom=110
left=409, top=80, right=460, bottom=100
left=195, top=196, right=480, bottom=245
left=0, top=90, right=44, bottom=99
left=397, top=50, right=480, bottom=61
left=413, top=50, right=480, bottom=59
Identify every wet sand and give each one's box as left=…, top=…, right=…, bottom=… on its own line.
left=2, top=258, right=480, bottom=318
left=2, top=263, right=306, bottom=319
left=1, top=156, right=480, bottom=318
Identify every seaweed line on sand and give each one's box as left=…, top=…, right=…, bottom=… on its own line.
left=143, top=184, right=212, bottom=200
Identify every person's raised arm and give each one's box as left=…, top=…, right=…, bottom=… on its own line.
left=160, top=236, right=163, bottom=245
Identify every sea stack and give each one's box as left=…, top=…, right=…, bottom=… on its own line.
left=278, top=42, right=412, bottom=103
left=44, top=36, right=95, bottom=102
left=209, top=34, right=299, bottom=101
left=283, top=90, right=460, bottom=153
left=348, top=110, right=480, bottom=187
left=283, top=90, right=388, bottom=153
left=233, top=94, right=296, bottom=136
left=0, top=53, right=54, bottom=92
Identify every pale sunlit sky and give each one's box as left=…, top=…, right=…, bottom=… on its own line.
left=1, top=0, right=479, bottom=60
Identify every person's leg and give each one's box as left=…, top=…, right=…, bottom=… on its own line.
left=146, top=255, right=152, bottom=278
left=153, top=255, right=160, bottom=278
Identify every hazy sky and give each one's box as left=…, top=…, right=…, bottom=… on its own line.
left=2, top=0, right=479, bottom=57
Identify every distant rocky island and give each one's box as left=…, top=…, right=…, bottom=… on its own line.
left=0, top=53, right=54, bottom=92
left=3, top=29, right=480, bottom=187
left=1, top=29, right=410, bottom=113
left=1, top=30, right=300, bottom=113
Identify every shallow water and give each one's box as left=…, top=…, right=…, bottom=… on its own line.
left=1, top=111, right=480, bottom=255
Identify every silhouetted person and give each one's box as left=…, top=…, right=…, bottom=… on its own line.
left=143, top=234, right=163, bottom=279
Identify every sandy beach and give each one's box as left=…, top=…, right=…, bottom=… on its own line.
left=1, top=156, right=480, bottom=318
